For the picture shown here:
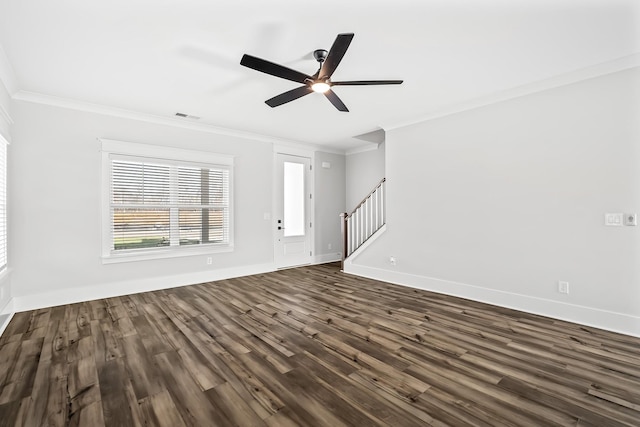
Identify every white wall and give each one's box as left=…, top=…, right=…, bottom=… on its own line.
left=348, top=68, right=640, bottom=337
left=6, top=99, right=348, bottom=312
left=314, top=151, right=345, bottom=262
left=0, top=82, right=10, bottom=142
left=9, top=100, right=276, bottom=308
left=346, top=142, right=385, bottom=211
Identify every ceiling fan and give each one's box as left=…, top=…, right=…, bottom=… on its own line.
left=240, top=33, right=403, bottom=112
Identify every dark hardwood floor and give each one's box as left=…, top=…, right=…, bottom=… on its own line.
left=0, top=263, right=639, bottom=426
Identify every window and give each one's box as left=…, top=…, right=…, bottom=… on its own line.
left=101, top=139, right=233, bottom=262
left=0, top=135, right=6, bottom=272
left=283, top=161, right=306, bottom=237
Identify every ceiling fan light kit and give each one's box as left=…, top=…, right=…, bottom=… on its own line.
left=311, top=82, right=330, bottom=93
left=240, top=33, right=403, bottom=112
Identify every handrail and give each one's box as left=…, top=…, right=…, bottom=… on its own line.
left=346, top=178, right=386, bottom=219
left=341, top=178, right=386, bottom=268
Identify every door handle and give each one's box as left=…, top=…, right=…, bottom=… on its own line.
left=278, top=226, right=284, bottom=230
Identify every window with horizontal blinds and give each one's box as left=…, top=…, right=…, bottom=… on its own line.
left=109, top=155, right=231, bottom=253
left=0, top=137, right=6, bottom=271
left=176, top=166, right=230, bottom=246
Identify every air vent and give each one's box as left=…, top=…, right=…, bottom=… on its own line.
left=174, top=112, right=201, bottom=120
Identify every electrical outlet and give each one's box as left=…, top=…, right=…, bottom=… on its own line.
left=206, top=257, right=212, bottom=265
left=558, top=281, right=569, bottom=294
left=389, top=256, right=397, bottom=266
left=328, top=243, right=332, bottom=250
left=624, top=213, right=637, bottom=226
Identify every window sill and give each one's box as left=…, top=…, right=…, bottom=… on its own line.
left=101, top=244, right=233, bottom=264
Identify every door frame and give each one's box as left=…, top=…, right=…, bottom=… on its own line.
left=273, top=145, right=315, bottom=269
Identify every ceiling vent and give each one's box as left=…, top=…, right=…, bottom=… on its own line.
left=174, top=112, right=201, bottom=120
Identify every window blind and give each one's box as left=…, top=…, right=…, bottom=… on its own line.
left=110, top=156, right=230, bottom=252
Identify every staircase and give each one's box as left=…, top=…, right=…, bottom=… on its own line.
left=341, top=178, right=386, bottom=267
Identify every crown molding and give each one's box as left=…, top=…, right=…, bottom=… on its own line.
left=11, top=90, right=338, bottom=152
left=345, top=143, right=380, bottom=156
left=313, top=145, right=347, bottom=156
left=386, top=52, right=640, bottom=132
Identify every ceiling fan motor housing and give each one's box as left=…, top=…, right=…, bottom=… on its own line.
left=313, top=49, right=328, bottom=63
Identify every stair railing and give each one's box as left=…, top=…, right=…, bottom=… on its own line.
left=341, top=178, right=386, bottom=268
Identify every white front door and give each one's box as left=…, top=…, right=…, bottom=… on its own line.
left=274, top=153, right=312, bottom=269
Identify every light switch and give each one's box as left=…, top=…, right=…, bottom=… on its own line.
left=604, top=213, right=623, bottom=226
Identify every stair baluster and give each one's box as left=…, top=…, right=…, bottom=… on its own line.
left=341, top=178, right=386, bottom=268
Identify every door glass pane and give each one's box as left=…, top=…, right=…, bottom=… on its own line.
left=283, top=162, right=305, bottom=237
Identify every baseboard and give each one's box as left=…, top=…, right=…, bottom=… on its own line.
left=0, top=298, right=15, bottom=337
left=0, top=312, right=14, bottom=337
left=313, top=253, right=342, bottom=264
left=344, top=263, right=640, bottom=338
left=0, top=296, right=13, bottom=315
left=12, top=263, right=276, bottom=313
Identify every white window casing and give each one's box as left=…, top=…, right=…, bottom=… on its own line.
left=100, top=139, right=234, bottom=263
left=0, top=135, right=7, bottom=273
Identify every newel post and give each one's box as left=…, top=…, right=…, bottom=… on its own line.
left=340, top=212, right=348, bottom=270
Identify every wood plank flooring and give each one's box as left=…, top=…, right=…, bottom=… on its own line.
left=0, top=262, right=639, bottom=426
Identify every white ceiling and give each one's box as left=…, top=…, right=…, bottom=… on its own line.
left=0, top=0, right=639, bottom=151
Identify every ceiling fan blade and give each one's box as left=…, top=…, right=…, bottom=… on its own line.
left=332, top=80, right=403, bottom=86
left=240, top=54, right=311, bottom=84
left=265, top=86, right=313, bottom=107
left=319, top=33, right=354, bottom=80
left=324, top=89, right=349, bottom=112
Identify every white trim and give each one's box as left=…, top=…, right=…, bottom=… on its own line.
left=344, top=224, right=386, bottom=263
left=12, top=90, right=344, bottom=153
left=272, top=145, right=317, bottom=270
left=312, top=146, right=345, bottom=156
left=0, top=294, right=13, bottom=315
left=0, top=103, right=13, bottom=127
left=343, top=263, right=640, bottom=338
left=273, top=144, right=315, bottom=158
left=100, top=139, right=235, bottom=262
left=0, top=289, right=15, bottom=337
left=386, top=52, right=640, bottom=132
left=99, top=138, right=235, bottom=165
left=0, top=136, right=7, bottom=274
left=273, top=152, right=315, bottom=269
left=0, top=43, right=18, bottom=95
left=101, top=149, right=112, bottom=258
left=102, top=245, right=234, bottom=264
left=312, top=253, right=342, bottom=265
left=0, top=310, right=15, bottom=337
left=345, top=143, right=381, bottom=156
left=11, top=263, right=275, bottom=314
